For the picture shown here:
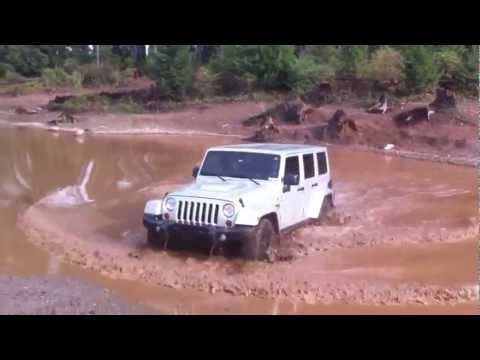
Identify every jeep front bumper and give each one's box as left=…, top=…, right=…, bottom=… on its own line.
left=143, top=214, right=254, bottom=243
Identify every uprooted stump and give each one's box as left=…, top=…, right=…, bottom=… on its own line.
left=393, top=107, right=432, bottom=127
left=242, top=99, right=312, bottom=127
left=250, top=116, right=282, bottom=142
left=47, top=111, right=76, bottom=126
left=429, top=87, right=457, bottom=112
left=313, top=110, right=360, bottom=141
left=366, top=93, right=390, bottom=114
left=326, top=110, right=359, bottom=139
left=252, top=127, right=282, bottom=142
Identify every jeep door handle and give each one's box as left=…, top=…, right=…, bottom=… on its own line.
left=298, top=187, right=305, bottom=192
left=312, top=183, right=318, bottom=187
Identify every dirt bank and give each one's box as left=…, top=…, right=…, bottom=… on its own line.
left=1, top=92, right=477, bottom=167
left=0, top=275, right=149, bottom=315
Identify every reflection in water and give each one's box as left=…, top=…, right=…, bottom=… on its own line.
left=0, top=127, right=232, bottom=278
left=40, top=160, right=95, bottom=208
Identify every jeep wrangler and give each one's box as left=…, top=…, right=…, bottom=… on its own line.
left=143, top=143, right=334, bottom=261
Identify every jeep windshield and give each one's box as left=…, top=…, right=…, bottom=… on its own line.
left=200, top=151, right=280, bottom=181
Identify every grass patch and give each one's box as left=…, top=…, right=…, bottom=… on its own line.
left=48, top=94, right=146, bottom=114
left=0, top=79, right=45, bottom=96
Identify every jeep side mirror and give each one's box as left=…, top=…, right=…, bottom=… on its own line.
left=192, top=166, right=200, bottom=178
left=283, top=174, right=299, bottom=186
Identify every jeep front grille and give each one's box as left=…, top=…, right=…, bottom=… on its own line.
left=176, top=200, right=220, bottom=226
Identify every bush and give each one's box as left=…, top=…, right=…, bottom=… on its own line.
left=80, top=64, right=121, bottom=87
left=213, top=71, right=254, bottom=96
left=211, top=45, right=304, bottom=92
left=291, top=56, right=335, bottom=93
left=63, top=57, right=81, bottom=74
left=366, top=47, right=405, bottom=83
left=146, top=45, right=195, bottom=100
left=0, top=62, right=25, bottom=83
left=41, top=67, right=83, bottom=88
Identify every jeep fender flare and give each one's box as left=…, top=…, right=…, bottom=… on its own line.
left=235, top=207, right=278, bottom=229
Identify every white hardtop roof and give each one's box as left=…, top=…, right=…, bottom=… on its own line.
left=207, top=143, right=327, bottom=156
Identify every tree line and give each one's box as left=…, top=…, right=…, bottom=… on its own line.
left=0, top=45, right=477, bottom=100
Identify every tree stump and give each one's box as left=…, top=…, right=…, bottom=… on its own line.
left=367, top=93, right=390, bottom=114
left=429, top=87, right=456, bottom=112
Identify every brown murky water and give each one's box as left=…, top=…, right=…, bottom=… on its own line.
left=0, top=126, right=478, bottom=314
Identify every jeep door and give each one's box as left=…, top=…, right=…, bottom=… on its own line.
left=305, top=151, right=331, bottom=218
left=316, top=151, right=331, bottom=194
left=300, top=153, right=317, bottom=218
left=278, top=155, right=304, bottom=229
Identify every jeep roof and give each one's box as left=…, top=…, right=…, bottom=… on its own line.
left=207, top=143, right=327, bottom=156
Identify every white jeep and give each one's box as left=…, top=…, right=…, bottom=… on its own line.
left=143, top=143, right=334, bottom=261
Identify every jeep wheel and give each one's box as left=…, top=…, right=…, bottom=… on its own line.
left=147, top=229, right=167, bottom=249
left=243, top=218, right=279, bottom=261
left=319, top=195, right=334, bottom=221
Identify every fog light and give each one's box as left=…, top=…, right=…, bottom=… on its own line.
left=226, top=220, right=233, bottom=228
left=219, top=234, right=227, bottom=242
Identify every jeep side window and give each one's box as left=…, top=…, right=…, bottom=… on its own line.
left=284, top=156, right=300, bottom=178
left=303, top=154, right=315, bottom=179
left=317, top=152, right=327, bottom=175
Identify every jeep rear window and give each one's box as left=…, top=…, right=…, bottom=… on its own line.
left=317, top=152, right=328, bottom=175
left=200, top=151, right=280, bottom=180
left=303, top=154, right=315, bottom=179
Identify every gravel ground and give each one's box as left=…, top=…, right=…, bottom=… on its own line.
left=0, top=276, right=151, bottom=315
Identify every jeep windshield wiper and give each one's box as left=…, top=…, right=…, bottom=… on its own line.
left=245, top=177, right=260, bottom=186
left=216, top=175, right=227, bottom=182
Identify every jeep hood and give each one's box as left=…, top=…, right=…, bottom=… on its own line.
left=170, top=178, right=279, bottom=203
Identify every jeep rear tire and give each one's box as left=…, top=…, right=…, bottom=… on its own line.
left=147, top=229, right=167, bottom=248
left=319, top=195, right=334, bottom=220
left=243, top=218, right=278, bottom=261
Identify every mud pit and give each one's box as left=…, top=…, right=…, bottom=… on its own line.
left=2, top=127, right=476, bottom=313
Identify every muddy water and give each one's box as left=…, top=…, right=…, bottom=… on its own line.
left=0, top=126, right=478, bottom=314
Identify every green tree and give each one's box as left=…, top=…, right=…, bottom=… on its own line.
left=211, top=45, right=301, bottom=90
left=0, top=45, right=50, bottom=76
left=367, top=47, right=404, bottom=83
left=146, top=45, right=194, bottom=100
left=305, top=45, right=339, bottom=65
left=338, top=45, right=369, bottom=77
left=397, top=45, right=440, bottom=94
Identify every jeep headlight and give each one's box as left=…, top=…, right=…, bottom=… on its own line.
left=223, top=203, right=235, bottom=218
left=165, top=197, right=176, bottom=212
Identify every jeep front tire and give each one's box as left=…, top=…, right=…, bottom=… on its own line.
left=147, top=229, right=167, bottom=248
left=243, top=218, right=278, bottom=261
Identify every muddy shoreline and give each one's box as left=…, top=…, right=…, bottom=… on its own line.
left=2, top=120, right=477, bottom=168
